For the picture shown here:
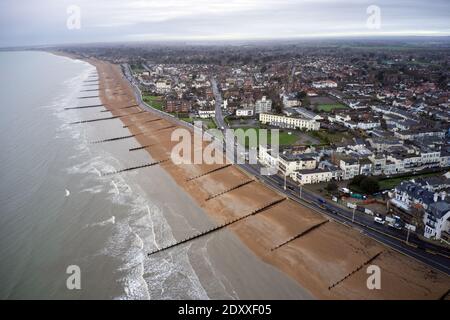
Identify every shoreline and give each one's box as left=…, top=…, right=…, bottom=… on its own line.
left=57, top=51, right=450, bottom=299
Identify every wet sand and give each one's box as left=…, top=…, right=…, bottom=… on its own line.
left=78, top=56, right=449, bottom=299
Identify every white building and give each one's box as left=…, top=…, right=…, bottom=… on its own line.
left=339, top=158, right=360, bottom=180
left=424, top=200, right=450, bottom=241
left=198, top=110, right=216, bottom=119
left=258, top=146, right=317, bottom=178
left=295, top=169, right=333, bottom=184
left=283, top=95, right=300, bottom=108
left=255, top=96, right=272, bottom=114
left=357, top=121, right=381, bottom=130
left=312, top=80, right=337, bottom=89
left=236, top=108, right=254, bottom=117
left=155, top=80, right=171, bottom=93
left=259, top=113, right=320, bottom=131
left=279, top=154, right=317, bottom=176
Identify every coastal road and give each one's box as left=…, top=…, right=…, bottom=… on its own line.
left=211, top=77, right=225, bottom=129
left=124, top=65, right=450, bottom=276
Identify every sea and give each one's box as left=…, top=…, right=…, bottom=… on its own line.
left=0, top=51, right=311, bottom=300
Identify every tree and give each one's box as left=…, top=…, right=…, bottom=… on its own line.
left=325, top=181, right=338, bottom=193
left=350, top=175, right=365, bottom=187
left=349, top=175, right=380, bottom=195
left=359, top=177, right=380, bottom=194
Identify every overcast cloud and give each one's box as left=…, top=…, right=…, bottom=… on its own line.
left=0, top=0, right=449, bottom=47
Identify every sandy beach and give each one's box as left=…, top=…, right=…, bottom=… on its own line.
left=77, top=56, right=449, bottom=300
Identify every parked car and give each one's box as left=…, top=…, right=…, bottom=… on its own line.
left=374, top=217, right=385, bottom=225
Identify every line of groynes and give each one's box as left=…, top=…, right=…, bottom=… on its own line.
left=206, top=180, right=254, bottom=201
left=64, top=104, right=104, bottom=110
left=101, top=159, right=169, bottom=176
left=271, top=220, right=329, bottom=251
left=147, top=197, right=287, bottom=256
left=90, top=134, right=141, bottom=144
left=328, top=251, right=383, bottom=290
left=186, top=164, right=232, bottom=181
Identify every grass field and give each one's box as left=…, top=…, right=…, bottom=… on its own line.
left=142, top=95, right=163, bottom=111
left=234, top=128, right=298, bottom=148
left=316, top=104, right=347, bottom=112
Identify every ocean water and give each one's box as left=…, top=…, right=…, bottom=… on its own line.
left=0, top=51, right=311, bottom=300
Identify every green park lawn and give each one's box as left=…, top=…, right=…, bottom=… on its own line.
left=235, top=128, right=298, bottom=148
left=142, top=95, right=163, bottom=111
left=316, top=104, right=348, bottom=112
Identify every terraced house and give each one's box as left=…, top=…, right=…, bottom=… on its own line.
left=259, top=113, right=320, bottom=131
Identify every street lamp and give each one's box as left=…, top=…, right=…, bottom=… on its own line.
left=406, top=227, right=411, bottom=244
left=299, top=183, right=303, bottom=199
left=352, top=207, right=356, bottom=223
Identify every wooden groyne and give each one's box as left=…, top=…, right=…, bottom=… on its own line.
left=64, top=104, right=104, bottom=110
left=80, top=89, right=99, bottom=92
left=328, top=252, right=383, bottom=290
left=119, top=104, right=139, bottom=109
left=129, top=145, right=154, bottom=152
left=147, top=197, right=287, bottom=256
left=118, top=111, right=146, bottom=118
left=77, top=95, right=100, bottom=99
left=90, top=134, right=140, bottom=144
left=271, top=220, right=329, bottom=251
left=186, top=164, right=232, bottom=181
left=70, top=116, right=119, bottom=124
left=206, top=180, right=254, bottom=201
left=156, top=125, right=177, bottom=132
left=101, top=159, right=169, bottom=176
left=122, top=118, right=162, bottom=129
left=439, top=288, right=450, bottom=300
left=101, top=105, right=140, bottom=113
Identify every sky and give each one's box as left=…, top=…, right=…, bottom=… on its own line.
left=0, top=0, right=449, bottom=47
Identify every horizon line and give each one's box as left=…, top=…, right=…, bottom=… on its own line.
left=2, top=33, right=450, bottom=50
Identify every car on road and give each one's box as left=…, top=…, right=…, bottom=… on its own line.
left=393, top=222, right=403, bottom=230
left=374, top=216, right=385, bottom=225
